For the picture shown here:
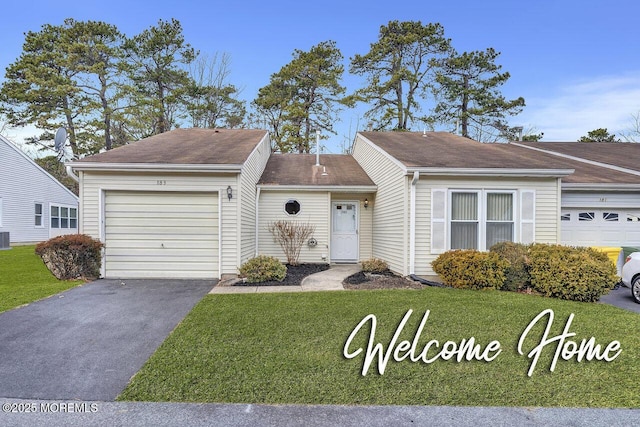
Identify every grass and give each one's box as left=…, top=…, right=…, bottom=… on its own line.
left=119, top=287, right=640, bottom=407
left=0, top=245, right=82, bottom=312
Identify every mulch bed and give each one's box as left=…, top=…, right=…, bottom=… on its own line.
left=343, top=270, right=427, bottom=290
left=235, top=263, right=330, bottom=286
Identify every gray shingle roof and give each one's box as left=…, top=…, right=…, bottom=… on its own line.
left=76, top=128, right=268, bottom=165
left=258, top=154, right=375, bottom=187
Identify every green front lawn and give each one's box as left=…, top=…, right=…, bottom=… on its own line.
left=119, top=288, right=640, bottom=407
left=0, top=245, right=82, bottom=312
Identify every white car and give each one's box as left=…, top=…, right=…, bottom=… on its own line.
left=622, top=252, right=640, bottom=303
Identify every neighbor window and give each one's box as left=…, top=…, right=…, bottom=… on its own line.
left=51, top=205, right=77, bottom=229
left=449, top=191, right=514, bottom=251
left=284, top=199, right=301, bottom=215
left=35, top=203, right=43, bottom=227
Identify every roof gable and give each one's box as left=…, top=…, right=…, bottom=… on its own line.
left=0, top=135, right=78, bottom=200
left=75, top=128, right=268, bottom=166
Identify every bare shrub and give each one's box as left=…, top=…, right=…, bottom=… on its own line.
left=268, top=220, right=316, bottom=266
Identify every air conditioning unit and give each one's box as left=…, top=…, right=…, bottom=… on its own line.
left=0, top=232, right=10, bottom=250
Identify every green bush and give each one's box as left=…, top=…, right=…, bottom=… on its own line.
left=431, top=250, right=508, bottom=290
left=361, top=258, right=389, bottom=274
left=35, top=234, right=103, bottom=280
left=528, top=244, right=618, bottom=302
left=489, top=242, right=531, bottom=291
left=239, top=255, right=287, bottom=283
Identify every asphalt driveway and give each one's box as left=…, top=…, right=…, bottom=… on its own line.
left=599, top=284, right=640, bottom=313
left=0, top=279, right=213, bottom=401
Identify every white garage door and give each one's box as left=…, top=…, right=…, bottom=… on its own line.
left=561, top=209, right=640, bottom=247
left=104, top=191, right=218, bottom=279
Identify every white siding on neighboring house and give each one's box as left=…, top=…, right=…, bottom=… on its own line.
left=0, top=136, right=78, bottom=243
left=415, top=176, right=561, bottom=276
left=239, top=134, right=271, bottom=264
left=258, top=190, right=329, bottom=263
left=352, top=136, right=408, bottom=274
left=80, top=171, right=238, bottom=277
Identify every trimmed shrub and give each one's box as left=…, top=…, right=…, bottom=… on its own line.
left=35, top=234, right=103, bottom=280
left=528, top=243, right=618, bottom=302
left=239, top=255, right=287, bottom=283
left=490, top=242, right=531, bottom=292
left=431, top=250, right=508, bottom=290
left=361, top=258, right=389, bottom=274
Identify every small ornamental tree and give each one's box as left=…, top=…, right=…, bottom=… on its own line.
left=268, top=220, right=316, bottom=265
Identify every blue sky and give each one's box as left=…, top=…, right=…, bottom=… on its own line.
left=2, top=0, right=640, bottom=154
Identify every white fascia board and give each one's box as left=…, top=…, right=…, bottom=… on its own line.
left=67, top=162, right=243, bottom=173
left=562, top=183, right=640, bottom=192
left=408, top=167, right=575, bottom=178
left=257, top=184, right=378, bottom=193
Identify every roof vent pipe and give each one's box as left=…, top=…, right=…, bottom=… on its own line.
left=315, top=129, right=321, bottom=166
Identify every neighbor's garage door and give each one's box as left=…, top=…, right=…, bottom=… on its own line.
left=104, top=191, right=218, bottom=279
left=561, top=208, right=640, bottom=247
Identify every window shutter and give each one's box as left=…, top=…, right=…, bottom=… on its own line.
left=431, top=189, right=447, bottom=254
left=520, top=190, right=535, bottom=244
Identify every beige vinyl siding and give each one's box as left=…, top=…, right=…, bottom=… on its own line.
left=414, top=176, right=561, bottom=276
left=352, top=136, right=408, bottom=274
left=80, top=171, right=239, bottom=276
left=258, top=190, right=329, bottom=263
left=239, top=134, right=271, bottom=264
left=104, top=191, right=218, bottom=278
left=332, top=193, right=374, bottom=261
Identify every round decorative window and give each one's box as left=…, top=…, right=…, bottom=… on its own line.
left=284, top=199, right=301, bottom=215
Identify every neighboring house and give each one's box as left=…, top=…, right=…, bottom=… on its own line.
left=0, top=135, right=79, bottom=245
left=513, top=142, right=640, bottom=248
left=69, top=128, right=271, bottom=279
left=68, top=128, right=640, bottom=279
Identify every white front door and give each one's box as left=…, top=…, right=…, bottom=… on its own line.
left=331, top=202, right=358, bottom=262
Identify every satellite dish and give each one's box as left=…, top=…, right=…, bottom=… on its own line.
left=54, top=127, right=67, bottom=152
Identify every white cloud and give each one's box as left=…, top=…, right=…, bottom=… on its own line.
left=517, top=73, right=640, bottom=141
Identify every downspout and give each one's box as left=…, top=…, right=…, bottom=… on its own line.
left=65, top=165, right=79, bottom=182
left=255, top=187, right=261, bottom=256
left=409, top=171, right=419, bottom=275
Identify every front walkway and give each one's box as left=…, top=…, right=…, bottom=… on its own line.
left=209, top=264, right=360, bottom=294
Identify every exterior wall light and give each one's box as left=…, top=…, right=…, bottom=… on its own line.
left=227, top=185, right=233, bottom=201
left=364, top=198, right=369, bottom=209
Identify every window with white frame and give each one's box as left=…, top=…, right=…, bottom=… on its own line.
left=50, top=205, right=77, bottom=229
left=449, top=190, right=515, bottom=251
left=35, top=203, right=43, bottom=227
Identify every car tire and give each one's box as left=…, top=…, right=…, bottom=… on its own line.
left=632, top=276, right=640, bottom=304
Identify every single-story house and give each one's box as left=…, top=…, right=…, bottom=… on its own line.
left=0, top=135, right=79, bottom=246
left=68, top=128, right=640, bottom=279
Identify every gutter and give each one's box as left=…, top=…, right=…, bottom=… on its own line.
left=409, top=171, right=419, bottom=275
left=406, top=167, right=574, bottom=178
left=68, top=162, right=244, bottom=173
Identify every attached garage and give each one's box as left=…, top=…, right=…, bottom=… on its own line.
left=104, top=191, right=219, bottom=279
left=561, top=208, right=640, bottom=247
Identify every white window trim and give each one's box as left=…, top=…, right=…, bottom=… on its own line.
left=447, top=189, right=518, bottom=251
left=283, top=199, right=301, bottom=216
left=49, top=203, right=78, bottom=230
left=34, top=202, right=44, bottom=228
